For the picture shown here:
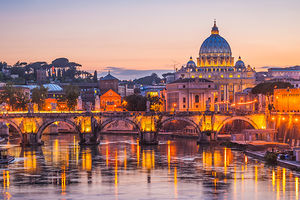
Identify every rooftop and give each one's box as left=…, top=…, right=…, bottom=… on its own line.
left=16, top=84, right=63, bottom=92
left=170, top=78, right=213, bottom=84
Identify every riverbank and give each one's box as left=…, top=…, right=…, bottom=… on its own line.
left=245, top=150, right=300, bottom=171
left=222, top=141, right=300, bottom=171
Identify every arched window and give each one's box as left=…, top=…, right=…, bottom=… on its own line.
left=195, top=95, right=199, bottom=103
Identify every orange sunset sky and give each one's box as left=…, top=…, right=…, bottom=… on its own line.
left=0, top=0, right=299, bottom=73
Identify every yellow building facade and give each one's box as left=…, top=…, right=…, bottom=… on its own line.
left=100, top=89, right=122, bottom=111
left=273, top=88, right=300, bottom=113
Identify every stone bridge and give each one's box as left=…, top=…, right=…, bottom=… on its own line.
left=0, top=111, right=267, bottom=146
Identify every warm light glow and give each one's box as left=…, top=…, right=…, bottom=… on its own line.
left=106, top=145, right=109, bottom=167
left=282, top=168, right=286, bottom=194
left=296, top=177, right=299, bottom=200
left=168, top=140, right=171, bottom=173
left=61, top=166, right=66, bottom=195
left=272, top=169, right=276, bottom=190
left=137, top=139, right=140, bottom=167
left=124, top=148, right=127, bottom=170
left=3, top=170, right=10, bottom=189
left=174, top=167, right=177, bottom=198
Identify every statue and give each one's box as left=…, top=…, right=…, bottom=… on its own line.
left=77, top=96, right=83, bottom=110
left=146, top=101, right=150, bottom=112
left=205, top=98, right=211, bottom=111
left=95, top=95, right=100, bottom=111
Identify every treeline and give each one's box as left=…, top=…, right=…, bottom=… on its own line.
left=0, top=58, right=97, bottom=84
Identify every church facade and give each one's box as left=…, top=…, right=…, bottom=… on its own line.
left=174, top=21, right=256, bottom=110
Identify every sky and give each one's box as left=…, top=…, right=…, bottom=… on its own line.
left=0, top=0, right=299, bottom=78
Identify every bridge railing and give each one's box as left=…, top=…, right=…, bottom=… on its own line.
left=0, top=110, right=267, bottom=119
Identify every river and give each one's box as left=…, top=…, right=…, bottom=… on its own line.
left=0, top=134, right=299, bottom=200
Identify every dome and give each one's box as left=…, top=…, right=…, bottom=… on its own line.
left=199, top=21, right=232, bottom=56
left=185, top=57, right=196, bottom=72
left=235, top=56, right=246, bottom=71
left=187, top=57, right=196, bottom=68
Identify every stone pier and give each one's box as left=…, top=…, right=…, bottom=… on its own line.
left=139, top=131, right=158, bottom=145
left=21, top=133, right=43, bottom=146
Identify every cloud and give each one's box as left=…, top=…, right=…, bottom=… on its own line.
left=91, top=66, right=173, bottom=80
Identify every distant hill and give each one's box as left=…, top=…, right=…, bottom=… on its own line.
left=133, top=73, right=162, bottom=85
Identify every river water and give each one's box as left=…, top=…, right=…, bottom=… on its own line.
left=0, top=134, right=299, bottom=200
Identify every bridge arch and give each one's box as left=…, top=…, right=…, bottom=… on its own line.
left=0, top=119, right=23, bottom=138
left=36, top=119, right=81, bottom=139
left=100, top=118, right=141, bottom=134
left=216, top=116, right=259, bottom=134
left=159, top=117, right=201, bottom=135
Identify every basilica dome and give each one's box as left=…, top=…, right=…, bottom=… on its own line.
left=199, top=21, right=232, bottom=56
left=235, top=56, right=246, bottom=71
left=185, top=57, right=197, bottom=72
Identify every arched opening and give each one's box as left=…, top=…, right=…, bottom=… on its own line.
left=218, top=119, right=255, bottom=135
left=159, top=118, right=200, bottom=136
left=38, top=119, right=81, bottom=145
left=0, top=119, right=22, bottom=144
left=101, top=119, right=140, bottom=135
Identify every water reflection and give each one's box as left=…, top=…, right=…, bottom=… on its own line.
left=0, top=134, right=299, bottom=199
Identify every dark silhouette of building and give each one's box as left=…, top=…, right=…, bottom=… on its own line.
left=99, top=71, right=119, bottom=94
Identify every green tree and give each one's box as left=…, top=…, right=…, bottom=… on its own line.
left=15, top=93, right=30, bottom=111
left=147, top=95, right=163, bottom=112
left=0, top=83, right=29, bottom=111
left=32, top=85, right=48, bottom=110
left=252, top=81, right=293, bottom=112
left=124, top=94, right=147, bottom=111
left=251, top=81, right=293, bottom=96
left=64, top=85, right=80, bottom=110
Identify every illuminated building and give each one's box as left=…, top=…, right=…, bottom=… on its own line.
left=268, top=66, right=300, bottom=80
left=165, top=78, right=217, bottom=111
left=233, top=88, right=258, bottom=112
left=273, top=88, right=300, bottom=113
left=100, top=89, right=122, bottom=111
left=174, top=21, right=256, bottom=109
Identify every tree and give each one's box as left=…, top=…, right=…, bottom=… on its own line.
left=15, top=93, right=30, bottom=111
left=252, top=81, right=293, bottom=112
left=0, top=83, right=29, bottom=111
left=124, top=94, right=147, bottom=111
left=32, top=85, right=48, bottom=110
left=251, top=81, right=293, bottom=96
left=147, top=95, right=163, bottom=112
left=64, top=85, right=80, bottom=110
left=93, top=70, right=98, bottom=82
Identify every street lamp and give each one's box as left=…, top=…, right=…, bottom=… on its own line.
left=173, top=103, right=177, bottom=112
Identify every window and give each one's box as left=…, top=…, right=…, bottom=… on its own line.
left=208, top=85, right=211, bottom=88
left=183, top=105, right=186, bottom=108
left=183, top=85, right=186, bottom=88
left=183, top=97, right=186, bottom=103
left=220, top=75, right=224, bottom=78
left=229, top=74, right=233, bottom=78
left=208, top=75, right=211, bottom=78
left=195, top=95, right=199, bottom=103
left=199, top=74, right=202, bottom=78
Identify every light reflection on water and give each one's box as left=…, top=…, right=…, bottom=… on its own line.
left=0, top=134, right=299, bottom=200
